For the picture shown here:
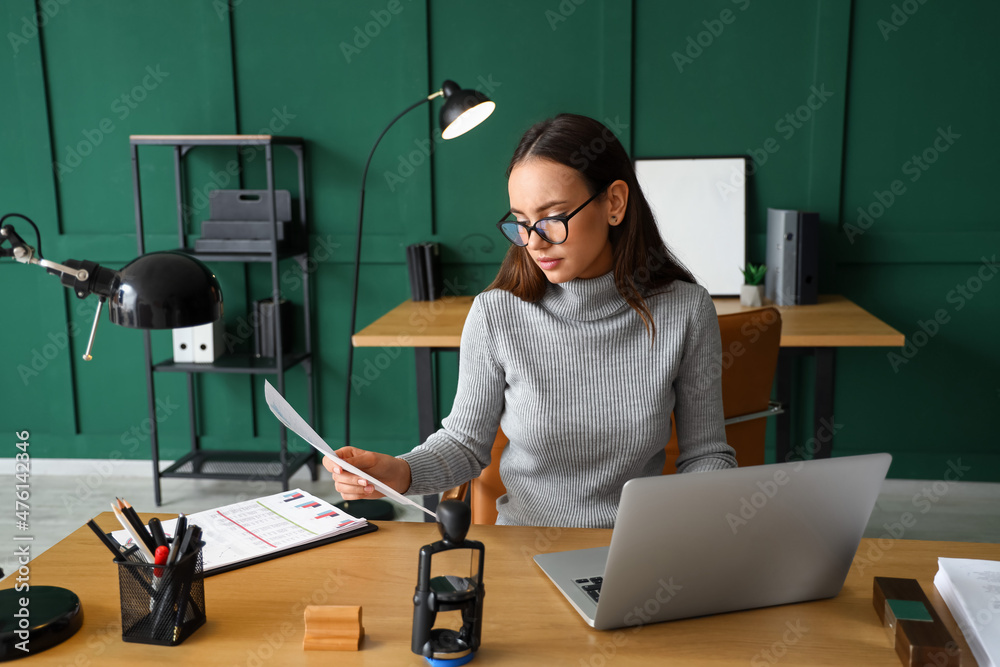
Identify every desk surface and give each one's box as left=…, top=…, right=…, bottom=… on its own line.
left=5, top=514, right=995, bottom=666
left=353, top=294, right=905, bottom=349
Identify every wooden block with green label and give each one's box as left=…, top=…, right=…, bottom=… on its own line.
left=872, top=577, right=960, bottom=667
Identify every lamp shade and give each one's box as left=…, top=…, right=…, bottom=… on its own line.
left=438, top=79, right=496, bottom=140
left=108, top=251, right=223, bottom=329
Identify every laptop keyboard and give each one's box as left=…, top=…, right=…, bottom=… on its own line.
left=574, top=576, right=603, bottom=603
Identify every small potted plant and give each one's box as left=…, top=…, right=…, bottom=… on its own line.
left=739, top=263, right=767, bottom=307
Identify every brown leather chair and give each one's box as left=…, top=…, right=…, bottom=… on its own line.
left=443, top=307, right=783, bottom=525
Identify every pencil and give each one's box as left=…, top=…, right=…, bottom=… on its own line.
left=119, top=497, right=158, bottom=555
left=111, top=502, right=155, bottom=563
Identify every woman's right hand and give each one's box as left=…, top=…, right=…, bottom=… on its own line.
left=322, top=446, right=412, bottom=501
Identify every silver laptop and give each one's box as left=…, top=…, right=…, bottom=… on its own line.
left=534, top=453, right=891, bottom=630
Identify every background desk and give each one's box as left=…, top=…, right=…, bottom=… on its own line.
left=353, top=294, right=905, bottom=478
left=4, top=513, right=995, bottom=666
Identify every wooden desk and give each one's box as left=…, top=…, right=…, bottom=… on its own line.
left=4, top=513, right=993, bottom=665
left=353, top=294, right=905, bottom=349
left=353, top=295, right=905, bottom=489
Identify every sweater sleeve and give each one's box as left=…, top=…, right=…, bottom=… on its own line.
left=672, top=287, right=738, bottom=473
left=397, top=295, right=506, bottom=495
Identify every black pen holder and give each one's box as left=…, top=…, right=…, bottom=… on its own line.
left=114, top=541, right=206, bottom=646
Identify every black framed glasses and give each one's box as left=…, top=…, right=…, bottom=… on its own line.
left=496, top=183, right=610, bottom=246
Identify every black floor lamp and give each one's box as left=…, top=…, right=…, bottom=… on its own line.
left=341, top=80, right=496, bottom=519
left=0, top=213, right=223, bottom=657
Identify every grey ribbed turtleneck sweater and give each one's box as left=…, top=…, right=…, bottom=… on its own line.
left=398, top=271, right=737, bottom=528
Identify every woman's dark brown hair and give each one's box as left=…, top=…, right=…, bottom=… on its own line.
left=487, top=113, right=695, bottom=338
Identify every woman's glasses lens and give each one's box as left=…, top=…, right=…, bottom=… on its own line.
left=499, top=222, right=528, bottom=245
left=536, top=219, right=567, bottom=244
left=499, top=219, right=567, bottom=246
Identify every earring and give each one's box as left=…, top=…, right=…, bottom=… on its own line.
left=610, top=216, right=617, bottom=223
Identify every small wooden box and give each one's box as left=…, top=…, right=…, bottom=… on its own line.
left=302, top=605, right=363, bottom=651
left=873, top=577, right=960, bottom=667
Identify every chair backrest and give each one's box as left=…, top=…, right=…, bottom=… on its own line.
left=464, top=307, right=783, bottom=525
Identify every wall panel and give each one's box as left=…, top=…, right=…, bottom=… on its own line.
left=1, top=0, right=996, bottom=481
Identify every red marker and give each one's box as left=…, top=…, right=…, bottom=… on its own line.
left=153, top=545, right=170, bottom=577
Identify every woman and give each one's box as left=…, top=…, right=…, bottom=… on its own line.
left=324, top=113, right=736, bottom=528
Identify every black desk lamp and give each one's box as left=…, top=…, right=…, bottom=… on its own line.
left=1, top=213, right=223, bottom=359
left=0, top=212, right=222, bottom=658
left=340, top=80, right=495, bottom=520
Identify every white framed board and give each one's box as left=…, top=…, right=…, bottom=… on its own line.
left=634, top=157, right=747, bottom=296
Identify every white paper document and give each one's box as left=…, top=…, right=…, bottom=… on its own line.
left=264, top=380, right=437, bottom=519
left=934, top=557, right=1000, bottom=667
left=110, top=489, right=366, bottom=573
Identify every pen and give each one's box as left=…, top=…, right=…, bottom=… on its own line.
left=171, top=525, right=202, bottom=640
left=86, top=519, right=127, bottom=559
left=119, top=498, right=158, bottom=555
left=150, top=545, right=170, bottom=614
left=166, top=514, right=187, bottom=566
left=148, top=517, right=167, bottom=549
left=176, top=523, right=197, bottom=561
left=153, top=545, right=170, bottom=578
left=88, top=518, right=157, bottom=599
left=111, top=501, right=154, bottom=563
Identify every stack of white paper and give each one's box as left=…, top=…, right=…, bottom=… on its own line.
left=934, top=557, right=1000, bottom=667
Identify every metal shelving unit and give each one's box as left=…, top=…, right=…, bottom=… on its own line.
left=129, top=134, right=317, bottom=505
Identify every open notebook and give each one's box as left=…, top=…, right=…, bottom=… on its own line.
left=109, top=488, right=376, bottom=575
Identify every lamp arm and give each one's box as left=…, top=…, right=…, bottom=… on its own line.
left=345, top=94, right=434, bottom=447
left=2, top=221, right=119, bottom=299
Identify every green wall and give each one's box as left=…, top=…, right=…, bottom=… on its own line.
left=2, top=1, right=997, bottom=481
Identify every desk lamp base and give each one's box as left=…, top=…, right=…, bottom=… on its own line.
left=0, top=586, right=83, bottom=659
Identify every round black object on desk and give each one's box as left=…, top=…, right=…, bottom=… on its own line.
left=0, top=586, right=83, bottom=660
